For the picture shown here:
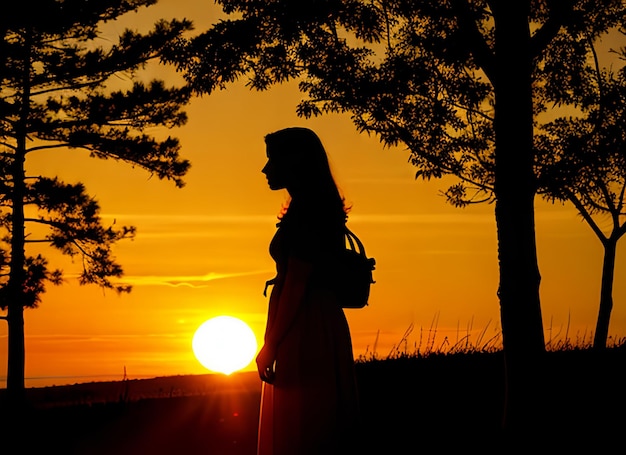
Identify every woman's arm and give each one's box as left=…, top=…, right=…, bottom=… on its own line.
left=256, top=255, right=313, bottom=383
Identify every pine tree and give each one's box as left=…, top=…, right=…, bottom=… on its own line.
left=0, top=0, right=192, bottom=406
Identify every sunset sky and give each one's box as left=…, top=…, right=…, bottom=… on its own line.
left=2, top=1, right=626, bottom=388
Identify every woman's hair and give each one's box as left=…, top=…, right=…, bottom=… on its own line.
left=265, top=127, right=347, bottom=223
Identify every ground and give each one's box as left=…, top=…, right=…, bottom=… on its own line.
left=2, top=347, right=625, bottom=454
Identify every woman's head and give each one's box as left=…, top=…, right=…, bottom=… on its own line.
left=262, top=127, right=345, bottom=218
left=263, top=127, right=335, bottom=194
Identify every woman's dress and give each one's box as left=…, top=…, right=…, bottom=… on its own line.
left=257, top=212, right=360, bottom=455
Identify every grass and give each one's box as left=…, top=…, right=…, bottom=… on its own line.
left=354, top=340, right=626, bottom=452
left=358, top=312, right=626, bottom=364
left=358, top=318, right=503, bottom=362
left=2, top=330, right=625, bottom=454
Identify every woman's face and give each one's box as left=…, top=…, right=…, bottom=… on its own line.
left=262, top=148, right=289, bottom=191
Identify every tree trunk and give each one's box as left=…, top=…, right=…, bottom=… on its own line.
left=593, top=238, right=616, bottom=349
left=492, top=1, right=546, bottom=435
left=6, top=304, right=25, bottom=405
left=6, top=155, right=28, bottom=407
left=5, top=29, right=30, bottom=407
left=5, top=163, right=27, bottom=407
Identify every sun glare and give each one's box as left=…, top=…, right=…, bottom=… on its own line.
left=192, top=316, right=258, bottom=375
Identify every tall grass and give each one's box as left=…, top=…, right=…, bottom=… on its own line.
left=356, top=313, right=626, bottom=363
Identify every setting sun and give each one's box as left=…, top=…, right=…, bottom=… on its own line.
left=192, top=316, right=258, bottom=375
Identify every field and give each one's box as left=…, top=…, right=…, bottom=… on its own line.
left=2, top=346, right=625, bottom=454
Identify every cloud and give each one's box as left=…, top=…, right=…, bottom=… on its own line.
left=348, top=213, right=494, bottom=224
left=94, top=213, right=278, bottom=239
left=101, top=213, right=275, bottom=224
left=117, top=271, right=269, bottom=288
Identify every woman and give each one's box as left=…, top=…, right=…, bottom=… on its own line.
left=256, top=127, right=360, bottom=455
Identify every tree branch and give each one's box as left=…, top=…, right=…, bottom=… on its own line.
left=530, top=0, right=576, bottom=59
left=567, top=190, right=608, bottom=244
left=450, top=0, right=496, bottom=84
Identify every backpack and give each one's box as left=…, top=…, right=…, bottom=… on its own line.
left=263, top=226, right=376, bottom=309
left=333, top=226, right=376, bottom=309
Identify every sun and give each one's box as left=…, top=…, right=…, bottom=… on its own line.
left=192, top=316, right=258, bottom=375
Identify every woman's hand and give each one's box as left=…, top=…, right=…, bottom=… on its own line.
left=256, top=343, right=277, bottom=384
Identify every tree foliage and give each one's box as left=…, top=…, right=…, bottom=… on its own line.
left=171, top=1, right=625, bottom=205
left=537, top=62, right=626, bottom=349
left=0, top=0, right=192, bottom=401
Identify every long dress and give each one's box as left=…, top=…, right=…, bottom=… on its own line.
left=257, top=208, right=360, bottom=455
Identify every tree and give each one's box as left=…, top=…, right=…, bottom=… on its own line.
left=167, top=0, right=626, bottom=431
left=537, top=64, right=626, bottom=350
left=0, top=0, right=192, bottom=407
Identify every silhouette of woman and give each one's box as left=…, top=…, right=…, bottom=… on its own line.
left=256, top=127, right=360, bottom=455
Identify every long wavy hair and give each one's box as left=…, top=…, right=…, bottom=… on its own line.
left=264, top=127, right=347, bottom=225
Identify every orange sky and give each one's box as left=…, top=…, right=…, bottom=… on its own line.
left=2, top=1, right=626, bottom=388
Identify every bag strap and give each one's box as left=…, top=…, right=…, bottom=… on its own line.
left=346, top=226, right=376, bottom=284
left=263, top=277, right=276, bottom=297
left=345, top=226, right=367, bottom=257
